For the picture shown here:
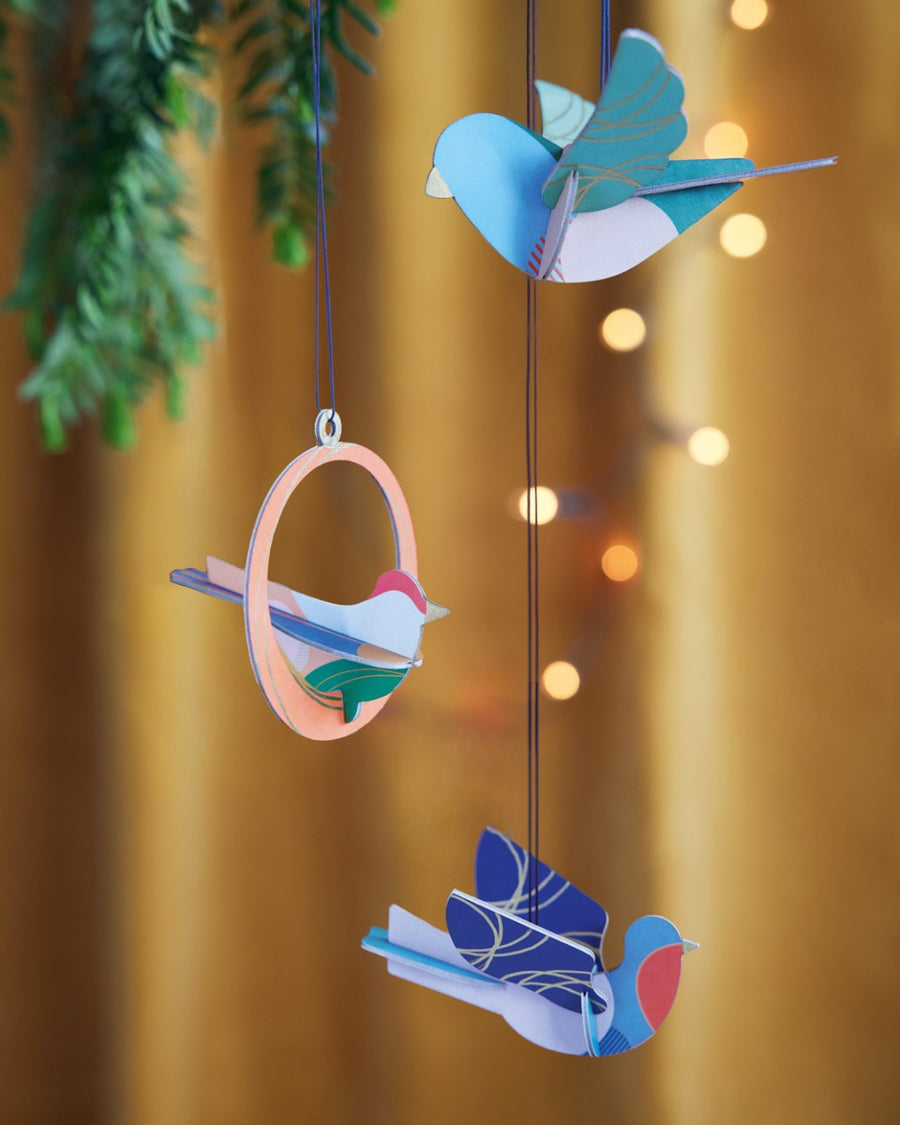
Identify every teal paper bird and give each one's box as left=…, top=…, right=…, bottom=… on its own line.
left=364, top=828, right=699, bottom=1055
left=424, top=29, right=835, bottom=281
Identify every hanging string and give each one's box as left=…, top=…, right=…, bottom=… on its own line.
left=311, top=0, right=337, bottom=423
left=524, top=0, right=540, bottom=924
left=601, top=0, right=611, bottom=91
left=523, top=0, right=612, bottom=923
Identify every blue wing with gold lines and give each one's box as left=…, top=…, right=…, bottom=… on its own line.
left=542, top=28, right=688, bottom=214
left=474, top=827, right=609, bottom=962
left=446, top=891, right=597, bottom=1014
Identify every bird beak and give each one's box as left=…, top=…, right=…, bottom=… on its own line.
left=424, top=599, right=450, bottom=623
left=681, top=939, right=701, bottom=954
left=425, top=166, right=453, bottom=198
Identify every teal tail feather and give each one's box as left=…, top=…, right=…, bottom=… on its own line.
left=641, top=158, right=753, bottom=234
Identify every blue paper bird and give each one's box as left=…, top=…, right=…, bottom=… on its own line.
left=363, top=827, right=698, bottom=1056
left=424, top=29, right=835, bottom=282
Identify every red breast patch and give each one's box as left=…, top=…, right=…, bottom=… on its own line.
left=636, top=944, right=682, bottom=1030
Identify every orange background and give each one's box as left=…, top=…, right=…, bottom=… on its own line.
left=1, top=2, right=897, bottom=1122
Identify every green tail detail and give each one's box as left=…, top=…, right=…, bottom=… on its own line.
left=305, top=660, right=409, bottom=723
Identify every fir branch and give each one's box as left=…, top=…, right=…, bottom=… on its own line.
left=0, top=0, right=41, bottom=153
left=7, top=0, right=221, bottom=449
left=230, top=0, right=389, bottom=266
left=1, top=0, right=396, bottom=450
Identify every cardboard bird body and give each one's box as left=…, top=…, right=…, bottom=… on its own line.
left=425, top=29, right=835, bottom=281
left=363, top=828, right=697, bottom=1056
left=171, top=556, right=447, bottom=724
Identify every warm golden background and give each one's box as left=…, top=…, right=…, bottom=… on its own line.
left=1, top=1, right=898, bottom=1122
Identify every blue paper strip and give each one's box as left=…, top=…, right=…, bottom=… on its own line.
left=361, top=928, right=502, bottom=987
left=169, top=568, right=413, bottom=667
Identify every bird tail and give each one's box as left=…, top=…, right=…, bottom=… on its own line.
left=636, top=155, right=837, bottom=196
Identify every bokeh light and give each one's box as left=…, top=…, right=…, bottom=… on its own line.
left=719, top=213, right=767, bottom=257
left=688, top=426, right=731, bottom=466
left=599, top=307, right=647, bottom=352
left=730, top=0, right=768, bottom=30
left=542, top=661, right=581, bottom=700
left=517, top=485, right=559, bottom=525
left=703, top=121, right=749, bottom=158
left=600, top=544, right=639, bottom=582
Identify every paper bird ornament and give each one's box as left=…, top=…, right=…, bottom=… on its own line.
left=171, top=557, right=447, bottom=724
left=363, top=827, right=698, bottom=1056
left=171, top=412, right=447, bottom=740
left=424, top=29, right=836, bottom=282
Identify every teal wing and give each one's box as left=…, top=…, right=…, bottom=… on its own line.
left=542, top=29, right=687, bottom=213
left=304, top=659, right=408, bottom=723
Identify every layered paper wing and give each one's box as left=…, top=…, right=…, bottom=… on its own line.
left=446, top=891, right=597, bottom=1014
left=170, top=558, right=421, bottom=669
left=535, top=80, right=594, bottom=147
left=542, top=29, right=687, bottom=213
left=474, top=827, right=609, bottom=960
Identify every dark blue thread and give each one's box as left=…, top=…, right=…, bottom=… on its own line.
left=311, top=0, right=337, bottom=423
left=601, top=0, right=611, bottom=91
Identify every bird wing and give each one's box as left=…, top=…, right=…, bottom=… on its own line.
left=169, top=565, right=338, bottom=649
left=474, top=827, right=609, bottom=962
left=446, top=890, right=597, bottom=1014
left=542, top=28, right=687, bottom=213
left=535, top=80, right=594, bottom=146
left=170, top=559, right=419, bottom=670
left=303, top=659, right=409, bottom=723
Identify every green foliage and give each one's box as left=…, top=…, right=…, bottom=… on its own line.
left=0, top=1, right=40, bottom=152
left=0, top=0, right=395, bottom=450
left=0, top=11, right=14, bottom=154
left=230, top=0, right=386, bottom=267
left=4, top=0, right=220, bottom=449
